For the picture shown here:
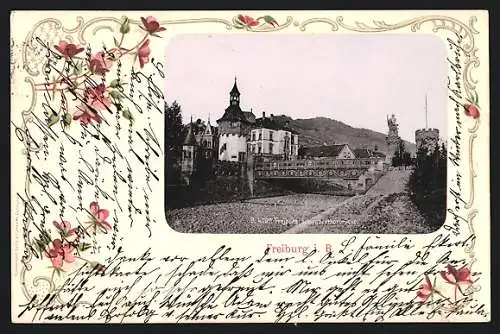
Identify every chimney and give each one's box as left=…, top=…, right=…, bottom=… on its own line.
left=270, top=114, right=274, bottom=120
left=262, top=111, right=266, bottom=118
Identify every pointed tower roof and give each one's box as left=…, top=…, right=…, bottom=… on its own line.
left=183, top=119, right=198, bottom=146
left=230, top=77, right=240, bottom=95
left=203, top=115, right=213, bottom=135
left=217, top=77, right=248, bottom=123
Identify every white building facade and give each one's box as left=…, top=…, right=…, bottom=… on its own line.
left=216, top=79, right=299, bottom=162
left=248, top=126, right=299, bottom=159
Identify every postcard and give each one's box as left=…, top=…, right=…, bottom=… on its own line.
left=10, top=10, right=490, bottom=323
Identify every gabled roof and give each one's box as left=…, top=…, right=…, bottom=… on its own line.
left=203, top=122, right=213, bottom=135
left=300, top=144, right=349, bottom=157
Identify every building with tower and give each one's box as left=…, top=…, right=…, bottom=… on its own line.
left=385, top=114, right=402, bottom=164
left=217, top=78, right=256, bottom=162
left=415, top=95, right=440, bottom=154
left=180, top=117, right=218, bottom=184
left=181, top=119, right=198, bottom=184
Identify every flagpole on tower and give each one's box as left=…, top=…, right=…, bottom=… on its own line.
left=425, top=94, right=428, bottom=129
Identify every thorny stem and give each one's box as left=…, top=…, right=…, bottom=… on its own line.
left=121, top=33, right=148, bottom=57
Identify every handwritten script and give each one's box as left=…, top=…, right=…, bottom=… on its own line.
left=10, top=17, right=487, bottom=323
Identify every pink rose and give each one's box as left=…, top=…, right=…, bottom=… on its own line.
left=90, top=202, right=112, bottom=231
left=54, top=40, right=84, bottom=59
left=45, top=239, right=76, bottom=270
left=89, top=51, right=113, bottom=75
left=140, top=16, right=166, bottom=34
left=53, top=220, right=76, bottom=236
left=84, top=84, right=111, bottom=111
left=440, top=264, right=473, bottom=301
left=138, top=39, right=151, bottom=68
left=73, top=106, right=103, bottom=125
left=416, top=274, right=433, bottom=302
left=238, top=15, right=260, bottom=27
left=464, top=103, right=480, bottom=119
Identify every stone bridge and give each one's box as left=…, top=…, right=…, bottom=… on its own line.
left=248, top=157, right=387, bottom=195
left=253, top=158, right=381, bottom=179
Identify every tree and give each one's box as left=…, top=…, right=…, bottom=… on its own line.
left=165, top=101, right=184, bottom=183
left=392, top=140, right=411, bottom=167
left=408, top=141, right=447, bottom=229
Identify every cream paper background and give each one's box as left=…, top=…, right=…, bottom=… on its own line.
left=10, top=10, right=490, bottom=323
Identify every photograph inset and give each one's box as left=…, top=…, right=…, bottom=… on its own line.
left=164, top=34, right=447, bottom=234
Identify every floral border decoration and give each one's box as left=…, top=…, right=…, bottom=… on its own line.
left=16, top=12, right=482, bottom=319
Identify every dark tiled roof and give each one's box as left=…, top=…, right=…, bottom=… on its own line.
left=255, top=117, right=282, bottom=130
left=353, top=148, right=386, bottom=158
left=353, top=148, right=372, bottom=159
left=253, top=116, right=299, bottom=134
left=183, top=124, right=198, bottom=146
left=243, top=111, right=256, bottom=123
left=300, top=144, right=348, bottom=157
left=217, top=104, right=248, bottom=123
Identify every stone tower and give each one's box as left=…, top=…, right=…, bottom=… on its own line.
left=216, top=77, right=252, bottom=162
left=415, top=129, right=439, bottom=154
left=415, top=95, right=439, bottom=154
left=386, top=114, right=402, bottom=164
left=181, top=118, right=198, bottom=184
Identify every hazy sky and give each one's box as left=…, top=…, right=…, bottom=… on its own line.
left=164, top=34, right=447, bottom=143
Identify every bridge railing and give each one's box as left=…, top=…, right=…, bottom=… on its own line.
left=254, top=158, right=378, bottom=171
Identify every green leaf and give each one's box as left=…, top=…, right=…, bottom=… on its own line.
left=119, top=16, right=130, bottom=34
left=122, top=108, right=134, bottom=123
left=62, top=113, right=71, bottom=128
left=234, top=24, right=244, bottom=29
left=47, top=114, right=60, bottom=127
left=113, top=36, right=119, bottom=47
left=109, top=90, right=122, bottom=100
left=109, top=79, right=120, bottom=88
left=78, top=242, right=92, bottom=252
left=474, top=90, right=479, bottom=104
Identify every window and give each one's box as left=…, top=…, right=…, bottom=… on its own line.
left=252, top=132, right=256, bottom=141
left=258, top=131, right=262, bottom=140
left=269, top=131, right=274, bottom=141
left=258, top=143, right=262, bottom=154
left=203, top=140, right=207, bottom=147
left=269, top=143, right=274, bottom=153
left=291, top=135, right=295, bottom=144
left=238, top=152, right=246, bottom=162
